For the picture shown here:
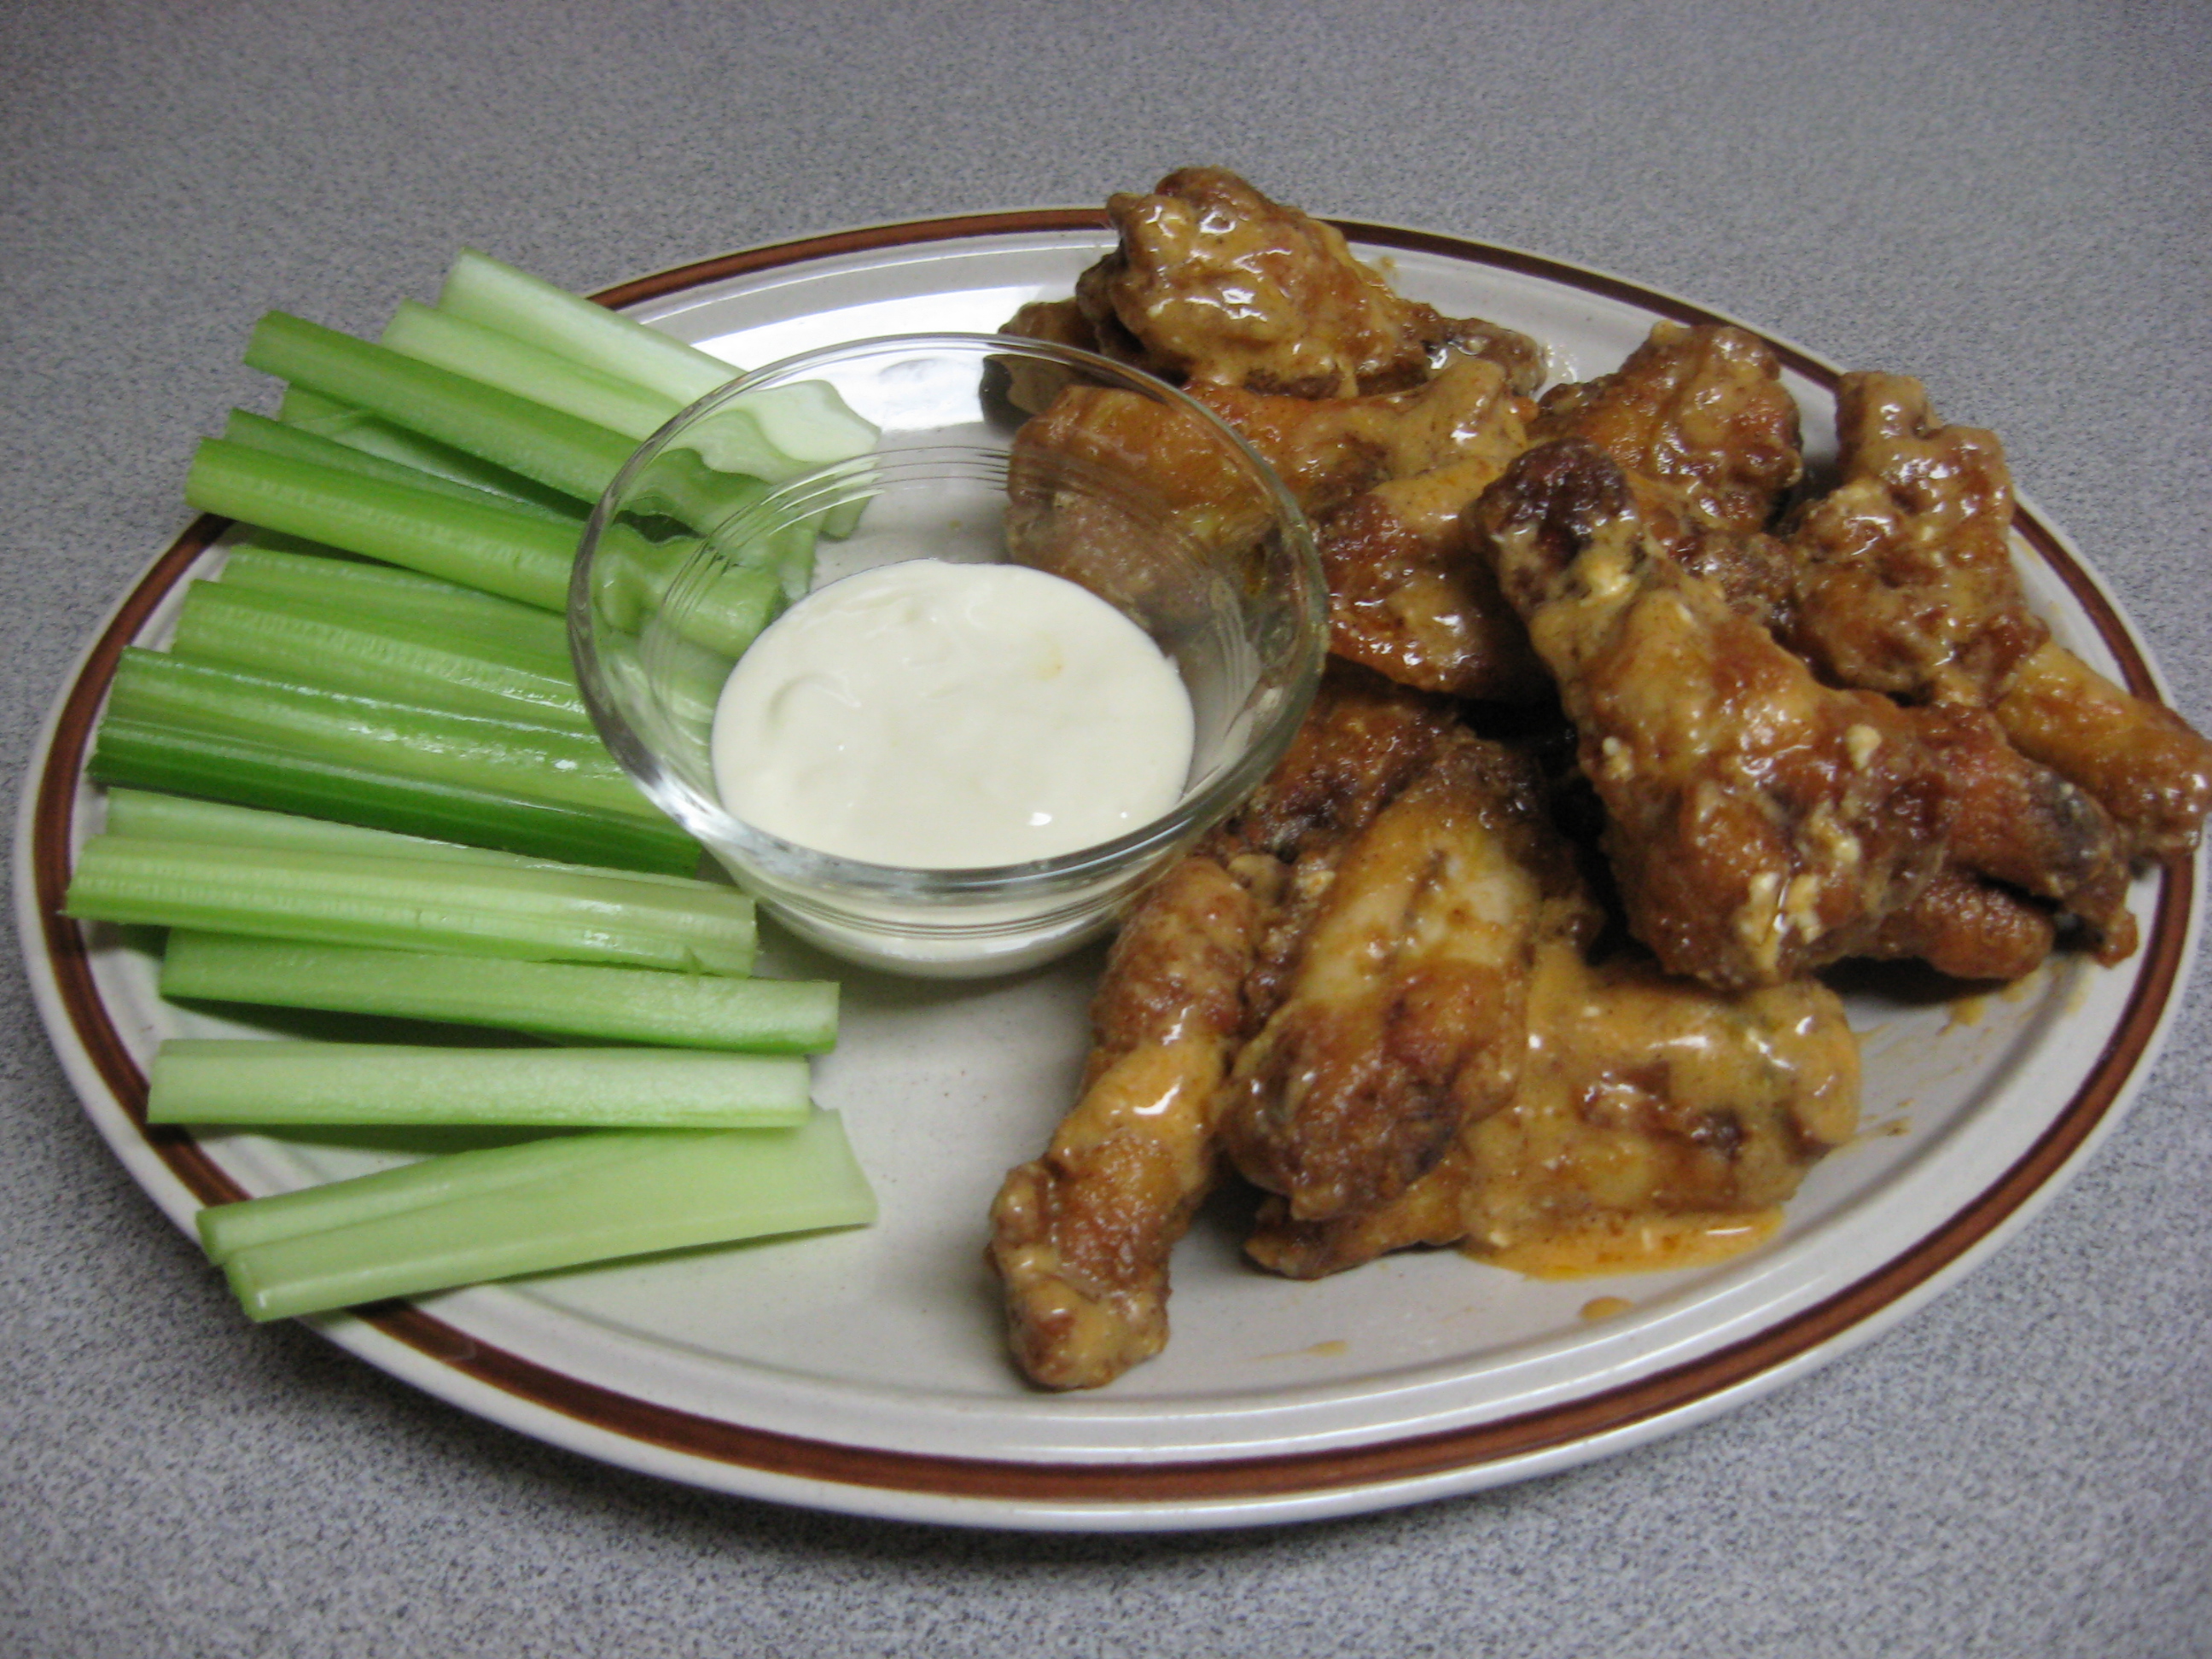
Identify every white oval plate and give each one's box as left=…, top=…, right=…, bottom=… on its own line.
left=15, top=212, right=2202, bottom=1531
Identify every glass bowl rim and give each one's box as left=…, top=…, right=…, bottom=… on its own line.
left=569, top=329, right=1326, bottom=901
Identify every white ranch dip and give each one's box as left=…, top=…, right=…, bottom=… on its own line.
left=710, top=559, right=1195, bottom=869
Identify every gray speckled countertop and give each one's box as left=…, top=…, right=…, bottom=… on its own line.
left=5, top=2, right=2208, bottom=1652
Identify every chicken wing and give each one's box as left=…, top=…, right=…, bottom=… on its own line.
left=1246, top=934, right=1860, bottom=1279
left=1994, top=637, right=2212, bottom=860
left=1477, top=439, right=1950, bottom=990
left=1779, top=374, right=2212, bottom=859
left=1218, top=731, right=1580, bottom=1223
left=987, top=854, right=1262, bottom=1391
left=1073, top=166, right=1543, bottom=397
left=986, top=667, right=1459, bottom=1388
left=1905, top=702, right=2136, bottom=960
left=1784, top=373, right=2045, bottom=705
left=1534, top=321, right=1805, bottom=534
left=1004, top=352, right=1549, bottom=700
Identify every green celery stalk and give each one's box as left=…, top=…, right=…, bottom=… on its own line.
left=245, top=311, right=636, bottom=503
left=147, top=1039, right=812, bottom=1129
left=187, top=439, right=579, bottom=611
left=216, top=543, right=573, bottom=663
left=222, top=408, right=577, bottom=524
left=160, top=931, right=837, bottom=1051
left=278, top=387, right=585, bottom=520
left=430, top=253, right=875, bottom=514
left=662, top=381, right=880, bottom=484
left=216, top=1113, right=873, bottom=1320
left=103, top=793, right=713, bottom=894
left=195, top=1129, right=662, bottom=1261
left=106, top=648, right=648, bottom=820
left=382, top=300, right=684, bottom=441
left=87, top=719, right=701, bottom=876
left=437, top=247, right=743, bottom=406
left=170, top=579, right=593, bottom=734
left=65, top=837, right=756, bottom=973
left=106, top=789, right=511, bottom=859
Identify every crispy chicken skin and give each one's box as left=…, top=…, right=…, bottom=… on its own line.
left=1535, top=321, right=1805, bottom=534
left=1785, top=373, right=2046, bottom=704
left=1479, top=439, right=1950, bottom=990
left=1219, top=732, right=1579, bottom=1223
left=1246, top=933, right=1860, bottom=1279
left=987, top=668, right=1459, bottom=1389
left=1073, top=167, right=1543, bottom=398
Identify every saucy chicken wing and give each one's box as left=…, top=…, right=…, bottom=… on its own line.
left=1073, top=166, right=1543, bottom=397
left=986, top=668, right=1460, bottom=1388
left=1247, top=931, right=1860, bottom=1278
left=1994, top=637, right=2212, bottom=860
left=1478, top=439, right=1951, bottom=990
left=1534, top=321, right=1805, bottom=535
left=987, top=854, right=1262, bottom=1391
left=1782, top=373, right=2212, bottom=859
left=1784, top=373, right=2043, bottom=704
left=1218, top=731, right=1579, bottom=1223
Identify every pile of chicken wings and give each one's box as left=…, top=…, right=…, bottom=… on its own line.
left=984, top=168, right=2212, bottom=1389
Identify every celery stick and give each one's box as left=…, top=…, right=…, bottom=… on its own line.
left=187, top=439, right=578, bottom=611
left=147, top=1040, right=812, bottom=1129
left=437, top=248, right=742, bottom=406
left=664, top=381, right=880, bottom=484
left=245, top=312, right=636, bottom=503
left=218, top=1113, right=874, bottom=1321
left=279, top=387, right=585, bottom=520
left=196, top=1130, right=661, bottom=1260
left=433, top=253, right=875, bottom=512
left=88, top=719, right=701, bottom=876
left=107, top=649, right=648, bottom=820
left=382, top=300, right=684, bottom=442
left=170, top=579, right=594, bottom=734
left=104, top=793, right=712, bottom=895
left=66, top=837, right=756, bottom=974
left=222, top=408, right=577, bottom=524
left=217, top=543, right=573, bottom=662
left=106, top=789, right=513, bottom=859
left=161, top=931, right=837, bottom=1051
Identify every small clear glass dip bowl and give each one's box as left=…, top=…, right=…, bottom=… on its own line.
left=572, top=332, right=1323, bottom=977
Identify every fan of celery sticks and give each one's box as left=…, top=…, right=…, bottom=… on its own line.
left=63, top=252, right=882, bottom=1323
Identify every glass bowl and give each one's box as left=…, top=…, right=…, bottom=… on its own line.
left=571, top=332, right=1324, bottom=977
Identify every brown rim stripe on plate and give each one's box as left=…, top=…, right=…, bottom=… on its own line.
left=32, top=217, right=2192, bottom=1508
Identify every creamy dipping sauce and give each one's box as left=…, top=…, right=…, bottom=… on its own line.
left=710, top=559, right=1195, bottom=869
